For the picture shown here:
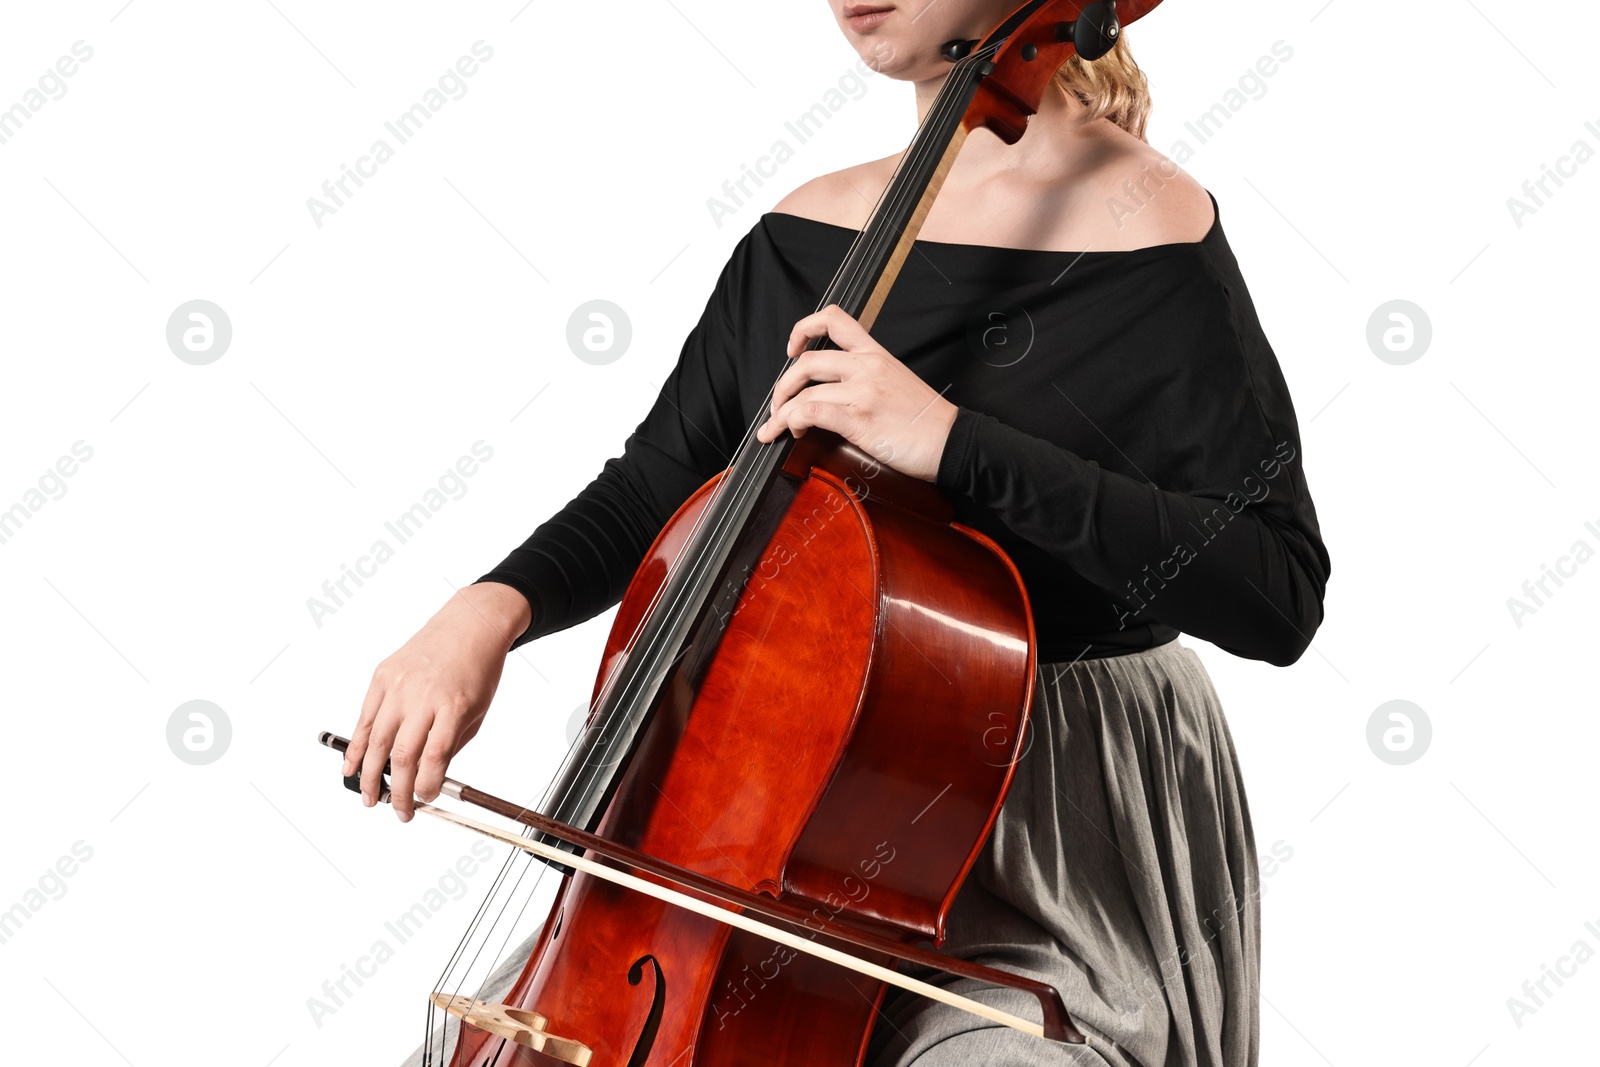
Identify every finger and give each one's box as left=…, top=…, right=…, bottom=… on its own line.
left=768, top=388, right=858, bottom=441
left=360, top=706, right=401, bottom=807
left=413, top=715, right=458, bottom=803
left=788, top=304, right=875, bottom=357
left=386, top=710, right=436, bottom=823
left=344, top=672, right=387, bottom=776
left=769, top=350, right=857, bottom=417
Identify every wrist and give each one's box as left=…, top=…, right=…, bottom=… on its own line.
left=925, top=399, right=961, bottom=482
left=933, top=405, right=980, bottom=494
left=456, top=581, right=534, bottom=651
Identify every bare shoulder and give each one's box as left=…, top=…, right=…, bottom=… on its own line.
left=771, top=154, right=900, bottom=230
left=764, top=128, right=1213, bottom=252
left=1073, top=129, right=1216, bottom=250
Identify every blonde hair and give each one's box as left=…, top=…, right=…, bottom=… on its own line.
left=1053, top=32, right=1151, bottom=141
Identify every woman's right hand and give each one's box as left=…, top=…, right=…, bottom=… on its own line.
left=342, top=581, right=532, bottom=822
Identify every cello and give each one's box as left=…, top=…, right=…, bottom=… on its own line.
left=322, top=2, right=1167, bottom=1062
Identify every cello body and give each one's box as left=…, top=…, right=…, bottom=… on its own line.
left=452, top=437, right=1036, bottom=1066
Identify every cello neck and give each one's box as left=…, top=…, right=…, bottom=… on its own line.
left=535, top=42, right=1000, bottom=849
left=811, top=53, right=991, bottom=330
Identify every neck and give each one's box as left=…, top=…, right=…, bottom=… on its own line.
left=911, top=66, right=1094, bottom=172
left=911, top=69, right=951, bottom=125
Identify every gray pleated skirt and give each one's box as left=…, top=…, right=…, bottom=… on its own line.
left=403, top=637, right=1258, bottom=1067
left=866, top=637, right=1260, bottom=1067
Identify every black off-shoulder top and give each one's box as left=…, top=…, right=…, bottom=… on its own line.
left=478, top=192, right=1330, bottom=666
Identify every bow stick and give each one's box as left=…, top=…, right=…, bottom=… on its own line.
left=319, top=732, right=1085, bottom=1044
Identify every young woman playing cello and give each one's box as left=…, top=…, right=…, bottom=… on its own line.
left=346, top=3, right=1330, bottom=1064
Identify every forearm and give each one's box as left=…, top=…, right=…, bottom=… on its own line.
left=937, top=407, right=1329, bottom=666
left=474, top=457, right=682, bottom=650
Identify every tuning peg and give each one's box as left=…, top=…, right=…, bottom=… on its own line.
left=940, top=38, right=980, bottom=62
left=1055, top=1, right=1121, bottom=61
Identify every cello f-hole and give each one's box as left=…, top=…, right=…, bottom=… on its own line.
left=625, top=954, right=667, bottom=1067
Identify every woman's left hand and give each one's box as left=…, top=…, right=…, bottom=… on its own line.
left=756, top=304, right=958, bottom=482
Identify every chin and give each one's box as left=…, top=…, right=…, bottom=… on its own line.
left=838, top=2, right=994, bottom=81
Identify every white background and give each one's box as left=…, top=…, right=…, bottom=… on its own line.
left=1, top=1, right=1596, bottom=1065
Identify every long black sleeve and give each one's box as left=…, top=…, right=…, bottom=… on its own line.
left=936, top=406, right=1327, bottom=666
left=476, top=198, right=1330, bottom=664
left=475, top=229, right=764, bottom=649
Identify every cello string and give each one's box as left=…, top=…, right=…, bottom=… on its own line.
left=564, top=41, right=1001, bottom=737
left=419, top=60, right=966, bottom=1017
left=423, top=40, right=1004, bottom=1059
left=531, top=32, right=1006, bottom=854
left=423, top=812, right=541, bottom=1064
left=426, top=34, right=998, bottom=1022
left=644, top=38, right=998, bottom=506
left=436, top=846, right=544, bottom=1064
left=426, top=844, right=538, bottom=1064
left=451, top=806, right=546, bottom=979
left=424, top=94, right=970, bottom=1067
left=455, top=79, right=992, bottom=1018
left=469, top=861, right=554, bottom=1067
left=534, top=41, right=998, bottom=797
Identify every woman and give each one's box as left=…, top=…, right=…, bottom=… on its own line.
left=350, top=2, right=1329, bottom=1065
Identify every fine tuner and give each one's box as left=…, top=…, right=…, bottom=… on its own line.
left=942, top=0, right=1120, bottom=62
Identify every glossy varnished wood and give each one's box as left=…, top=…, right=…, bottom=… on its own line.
left=453, top=443, right=1035, bottom=1066
left=965, top=1, right=1166, bottom=143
